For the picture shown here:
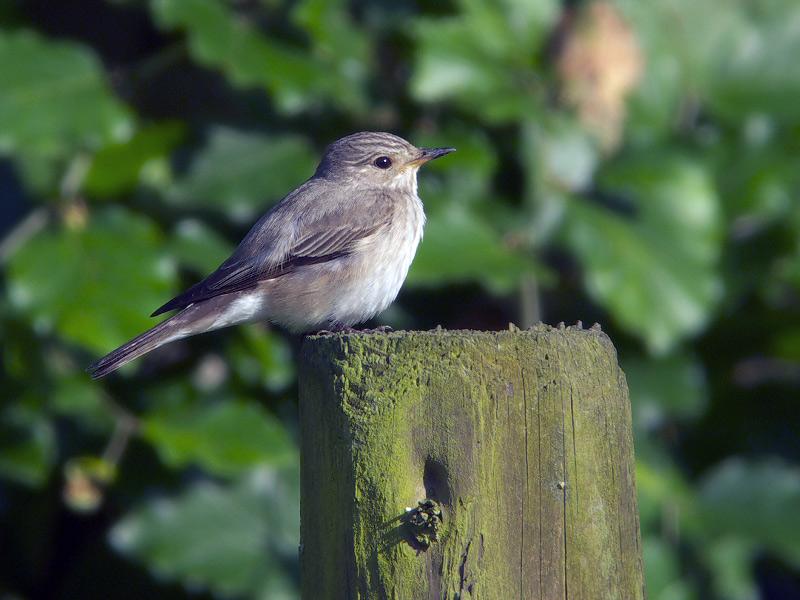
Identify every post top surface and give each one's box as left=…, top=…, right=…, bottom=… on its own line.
left=301, top=322, right=618, bottom=364
left=304, top=322, right=608, bottom=343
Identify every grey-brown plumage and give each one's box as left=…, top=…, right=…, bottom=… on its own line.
left=87, top=132, right=454, bottom=378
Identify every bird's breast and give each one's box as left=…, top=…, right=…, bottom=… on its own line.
left=336, top=192, right=425, bottom=323
left=373, top=191, right=425, bottom=282
left=262, top=192, right=425, bottom=331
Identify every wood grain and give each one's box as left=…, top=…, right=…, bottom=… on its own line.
left=299, top=325, right=645, bottom=599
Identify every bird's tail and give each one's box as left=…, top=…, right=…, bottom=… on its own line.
left=86, top=312, right=190, bottom=379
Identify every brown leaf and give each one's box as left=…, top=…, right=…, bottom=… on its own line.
left=555, top=2, right=644, bottom=151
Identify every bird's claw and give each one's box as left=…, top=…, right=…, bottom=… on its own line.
left=312, top=324, right=393, bottom=335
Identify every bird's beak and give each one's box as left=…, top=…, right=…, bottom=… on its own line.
left=408, top=147, right=456, bottom=168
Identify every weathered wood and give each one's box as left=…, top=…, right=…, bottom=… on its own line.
left=299, top=325, right=645, bottom=599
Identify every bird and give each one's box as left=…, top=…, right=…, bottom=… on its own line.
left=87, top=131, right=455, bottom=379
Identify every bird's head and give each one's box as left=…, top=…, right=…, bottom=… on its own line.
left=315, top=131, right=455, bottom=188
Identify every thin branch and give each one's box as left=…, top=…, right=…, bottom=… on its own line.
left=0, top=208, right=49, bottom=263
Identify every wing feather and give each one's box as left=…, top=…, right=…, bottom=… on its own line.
left=151, top=190, right=392, bottom=316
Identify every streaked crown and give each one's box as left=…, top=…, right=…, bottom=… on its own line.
left=315, top=132, right=418, bottom=178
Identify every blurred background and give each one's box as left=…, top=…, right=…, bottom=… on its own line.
left=1, top=0, right=799, bottom=598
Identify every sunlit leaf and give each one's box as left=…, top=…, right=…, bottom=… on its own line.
left=703, top=537, right=758, bottom=600
left=292, top=0, right=369, bottom=102
left=167, top=219, right=234, bottom=275
left=623, top=0, right=800, bottom=136
left=522, top=116, right=597, bottom=243
left=495, top=0, right=560, bottom=47
left=6, top=207, right=176, bottom=354
left=166, top=127, right=316, bottom=222
left=643, top=537, right=694, bottom=600
left=564, top=156, right=723, bottom=353
left=703, top=2, right=800, bottom=123
left=110, top=467, right=299, bottom=598
left=526, top=116, right=598, bottom=194
left=150, top=0, right=365, bottom=113
left=636, top=458, right=698, bottom=535
left=410, top=0, right=557, bottom=121
left=0, top=30, right=132, bottom=155
left=141, top=401, right=296, bottom=477
left=84, top=121, right=185, bottom=197
left=411, top=17, right=532, bottom=122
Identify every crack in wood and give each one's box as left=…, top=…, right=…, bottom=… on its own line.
left=520, top=365, right=529, bottom=600
left=457, top=538, right=472, bottom=595
left=561, top=374, right=569, bottom=600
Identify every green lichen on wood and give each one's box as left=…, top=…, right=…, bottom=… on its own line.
left=299, top=325, right=645, bottom=599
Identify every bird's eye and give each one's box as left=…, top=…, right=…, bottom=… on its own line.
left=373, top=156, right=392, bottom=169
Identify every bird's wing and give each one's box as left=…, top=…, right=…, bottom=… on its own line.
left=151, top=191, right=392, bottom=316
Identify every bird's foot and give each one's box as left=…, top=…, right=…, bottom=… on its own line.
left=312, top=324, right=393, bottom=335
left=362, top=325, right=394, bottom=333
left=314, top=324, right=359, bottom=335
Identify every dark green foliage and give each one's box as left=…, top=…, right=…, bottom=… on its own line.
left=1, top=0, right=799, bottom=598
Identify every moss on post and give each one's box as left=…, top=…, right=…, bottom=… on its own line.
left=299, top=325, right=645, bottom=599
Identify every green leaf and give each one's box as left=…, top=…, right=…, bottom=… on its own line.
left=410, top=0, right=557, bottom=121
left=228, top=325, right=294, bottom=392
left=564, top=156, right=723, bottom=353
left=699, top=458, right=800, bottom=567
left=0, top=406, right=56, bottom=487
left=722, top=148, right=797, bottom=233
left=141, top=401, right=296, bottom=477
left=643, top=537, right=695, bottom=600
left=166, top=127, right=316, bottom=221
left=622, top=0, right=800, bottom=135
left=522, top=116, right=598, bottom=243
left=292, top=0, right=369, bottom=103
left=150, top=0, right=364, bottom=113
left=50, top=375, right=115, bottom=432
left=0, top=29, right=132, bottom=183
left=6, top=207, right=177, bottom=354
left=624, top=353, right=707, bottom=431
left=408, top=204, right=538, bottom=293
left=110, top=467, right=299, bottom=598
left=84, top=121, right=185, bottom=197
left=411, top=18, right=533, bottom=122
left=526, top=115, right=598, bottom=195
left=494, top=0, right=560, bottom=48
left=636, top=458, right=698, bottom=535
left=619, top=0, right=712, bottom=141
left=703, top=2, right=800, bottom=123
left=414, top=126, right=498, bottom=195
left=702, top=537, right=758, bottom=600
left=167, top=219, right=234, bottom=275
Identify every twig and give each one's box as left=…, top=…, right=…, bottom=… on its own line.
left=0, top=208, right=49, bottom=263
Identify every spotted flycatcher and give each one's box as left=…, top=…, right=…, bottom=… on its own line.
left=87, top=132, right=455, bottom=378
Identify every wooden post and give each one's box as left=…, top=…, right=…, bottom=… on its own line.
left=299, top=325, right=645, bottom=599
